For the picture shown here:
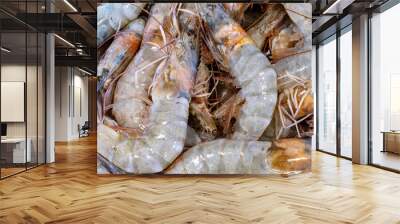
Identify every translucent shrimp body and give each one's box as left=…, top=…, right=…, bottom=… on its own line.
left=99, top=10, right=199, bottom=173
left=112, top=4, right=174, bottom=130
left=97, top=3, right=146, bottom=47
left=97, top=18, right=145, bottom=92
left=167, top=138, right=310, bottom=175
left=199, top=3, right=277, bottom=140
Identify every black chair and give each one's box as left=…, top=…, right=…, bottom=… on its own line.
left=78, top=121, right=90, bottom=138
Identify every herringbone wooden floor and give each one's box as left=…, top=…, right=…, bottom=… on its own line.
left=1, top=135, right=400, bottom=224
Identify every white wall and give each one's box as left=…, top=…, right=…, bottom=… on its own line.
left=312, top=45, right=316, bottom=150
left=54, top=66, right=89, bottom=141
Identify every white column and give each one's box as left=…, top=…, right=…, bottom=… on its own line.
left=352, top=14, right=369, bottom=164
left=46, top=32, right=55, bottom=163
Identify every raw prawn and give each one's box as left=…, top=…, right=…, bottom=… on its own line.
left=167, top=138, right=311, bottom=175
left=97, top=3, right=146, bottom=47
left=98, top=6, right=200, bottom=173
left=97, top=18, right=145, bottom=92
left=112, top=4, right=175, bottom=129
left=165, top=4, right=312, bottom=175
left=199, top=3, right=277, bottom=140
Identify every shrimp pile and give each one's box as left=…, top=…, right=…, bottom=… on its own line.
left=97, top=3, right=313, bottom=175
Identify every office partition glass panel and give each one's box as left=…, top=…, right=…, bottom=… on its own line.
left=1, top=31, right=28, bottom=177
left=339, top=28, right=352, bottom=158
left=318, top=37, right=337, bottom=154
left=0, top=1, right=46, bottom=179
left=371, top=4, right=400, bottom=171
left=27, top=31, right=38, bottom=169
left=38, top=32, right=46, bottom=165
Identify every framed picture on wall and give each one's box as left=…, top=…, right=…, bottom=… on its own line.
left=96, top=3, right=313, bottom=175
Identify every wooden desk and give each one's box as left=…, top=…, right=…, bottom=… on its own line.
left=1, top=138, right=31, bottom=164
left=382, top=131, right=400, bottom=154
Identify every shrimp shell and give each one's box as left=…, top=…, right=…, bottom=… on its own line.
left=199, top=3, right=277, bottom=140
left=166, top=138, right=311, bottom=175
left=97, top=18, right=145, bottom=92
left=97, top=3, right=146, bottom=47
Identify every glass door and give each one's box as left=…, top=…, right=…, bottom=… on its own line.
left=370, top=3, right=400, bottom=172
left=339, top=27, right=353, bottom=159
left=1, top=30, right=28, bottom=178
left=0, top=0, right=47, bottom=179
left=317, top=36, right=337, bottom=155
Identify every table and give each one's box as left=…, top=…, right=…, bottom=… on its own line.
left=1, top=138, right=31, bottom=164
left=381, top=131, right=400, bottom=154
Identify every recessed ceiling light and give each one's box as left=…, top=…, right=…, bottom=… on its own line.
left=1, top=47, right=11, bottom=53
left=63, top=0, right=78, bottom=12
left=78, top=67, right=93, bottom=76
left=323, top=0, right=354, bottom=15
left=54, top=34, right=75, bottom=48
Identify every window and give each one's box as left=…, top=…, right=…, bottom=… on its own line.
left=317, top=36, right=337, bottom=154
left=0, top=0, right=47, bottom=179
left=370, top=3, right=400, bottom=171
left=340, top=28, right=352, bottom=158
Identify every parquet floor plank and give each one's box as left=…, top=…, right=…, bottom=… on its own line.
left=0, top=135, right=399, bottom=223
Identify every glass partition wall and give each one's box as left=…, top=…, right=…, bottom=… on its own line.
left=0, top=1, right=46, bottom=179
left=370, top=3, right=400, bottom=172
left=317, top=36, right=337, bottom=155
left=316, top=26, right=353, bottom=159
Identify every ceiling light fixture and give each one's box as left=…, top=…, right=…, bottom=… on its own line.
left=1, top=47, right=11, bottom=53
left=54, top=34, right=75, bottom=48
left=63, top=0, right=78, bottom=12
left=78, top=67, right=93, bottom=76
left=323, top=0, right=354, bottom=15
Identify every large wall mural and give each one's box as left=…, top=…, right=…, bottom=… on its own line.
left=97, top=3, right=313, bottom=175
